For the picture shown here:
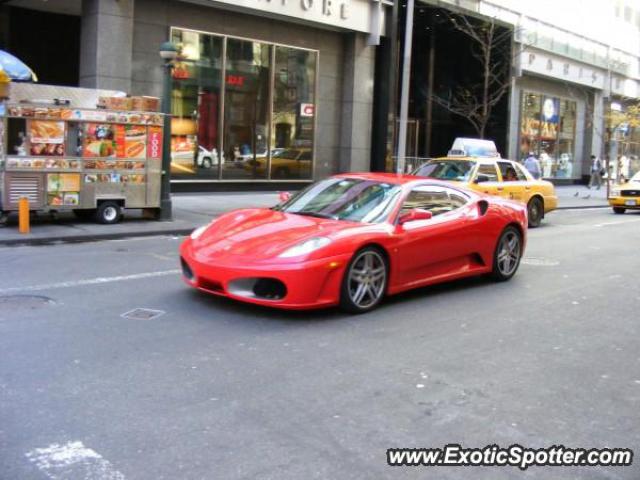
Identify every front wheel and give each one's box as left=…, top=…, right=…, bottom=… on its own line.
left=527, top=197, right=543, bottom=228
left=202, top=157, right=212, bottom=169
left=340, top=247, right=388, bottom=314
left=613, top=207, right=626, bottom=214
left=490, top=226, right=523, bottom=282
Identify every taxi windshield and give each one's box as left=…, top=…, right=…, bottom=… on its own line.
left=631, top=171, right=640, bottom=182
left=413, top=160, right=475, bottom=182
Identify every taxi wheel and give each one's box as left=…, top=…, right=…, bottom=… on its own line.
left=613, top=207, right=626, bottom=214
left=527, top=197, right=543, bottom=228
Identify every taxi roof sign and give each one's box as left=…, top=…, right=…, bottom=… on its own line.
left=448, top=138, right=500, bottom=158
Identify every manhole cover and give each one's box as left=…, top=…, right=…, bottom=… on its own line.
left=121, top=308, right=165, bottom=320
left=521, top=257, right=560, bottom=266
left=0, top=295, right=55, bottom=309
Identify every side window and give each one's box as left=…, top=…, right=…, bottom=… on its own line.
left=513, top=162, right=529, bottom=181
left=498, top=161, right=519, bottom=182
left=476, top=163, right=499, bottom=181
left=401, top=186, right=469, bottom=217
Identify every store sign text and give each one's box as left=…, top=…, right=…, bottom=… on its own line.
left=205, top=0, right=376, bottom=33
left=260, top=0, right=349, bottom=19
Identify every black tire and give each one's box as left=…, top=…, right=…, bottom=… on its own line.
left=339, top=247, right=388, bottom=314
left=527, top=197, right=543, bottom=228
left=613, top=207, right=626, bottom=214
left=95, top=201, right=122, bottom=225
left=73, top=209, right=95, bottom=220
left=202, top=157, right=212, bottom=169
left=490, top=226, right=523, bottom=282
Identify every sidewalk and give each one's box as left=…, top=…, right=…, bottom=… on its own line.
left=0, top=185, right=609, bottom=246
left=0, top=193, right=280, bottom=246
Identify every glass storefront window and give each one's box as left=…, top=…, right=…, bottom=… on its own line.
left=271, top=46, right=316, bottom=179
left=519, top=91, right=578, bottom=179
left=170, top=30, right=223, bottom=178
left=222, top=39, right=271, bottom=180
left=169, top=27, right=318, bottom=181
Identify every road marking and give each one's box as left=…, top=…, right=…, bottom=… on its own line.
left=593, top=218, right=640, bottom=227
left=0, top=270, right=180, bottom=294
left=26, top=441, right=125, bottom=479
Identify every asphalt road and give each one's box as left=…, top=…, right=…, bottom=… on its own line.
left=1, top=208, right=639, bottom=480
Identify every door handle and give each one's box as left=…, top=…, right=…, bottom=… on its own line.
left=497, top=187, right=504, bottom=191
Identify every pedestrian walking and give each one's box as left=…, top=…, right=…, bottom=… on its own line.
left=524, top=152, right=542, bottom=179
left=588, top=155, right=602, bottom=190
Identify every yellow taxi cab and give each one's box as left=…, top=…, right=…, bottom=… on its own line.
left=413, top=139, right=558, bottom=227
left=244, top=148, right=312, bottom=178
left=608, top=171, right=640, bottom=214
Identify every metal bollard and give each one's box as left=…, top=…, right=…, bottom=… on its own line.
left=18, top=197, right=30, bottom=234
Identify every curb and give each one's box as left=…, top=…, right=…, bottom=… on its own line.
left=0, top=228, right=195, bottom=247
left=556, top=205, right=609, bottom=210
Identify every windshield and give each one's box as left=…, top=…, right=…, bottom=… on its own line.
left=274, top=177, right=401, bottom=223
left=413, top=160, right=475, bottom=182
left=631, top=171, right=640, bottom=182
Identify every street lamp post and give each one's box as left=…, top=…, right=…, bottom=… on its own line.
left=158, top=41, right=178, bottom=221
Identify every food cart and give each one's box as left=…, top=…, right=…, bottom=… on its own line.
left=0, top=83, right=164, bottom=224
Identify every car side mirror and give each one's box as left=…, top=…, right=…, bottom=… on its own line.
left=474, top=174, right=491, bottom=184
left=278, top=191, right=292, bottom=202
left=399, top=208, right=432, bottom=225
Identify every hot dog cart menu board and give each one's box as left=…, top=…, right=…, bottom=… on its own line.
left=47, top=173, right=80, bottom=206
left=29, top=121, right=65, bottom=156
left=84, top=124, right=147, bottom=159
left=84, top=124, right=116, bottom=158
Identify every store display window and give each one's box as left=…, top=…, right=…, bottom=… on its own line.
left=519, top=91, right=577, bottom=179
left=170, top=27, right=318, bottom=181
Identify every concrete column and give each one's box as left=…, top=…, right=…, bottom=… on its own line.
left=339, top=32, right=376, bottom=172
left=80, top=0, right=135, bottom=92
left=591, top=90, right=605, bottom=162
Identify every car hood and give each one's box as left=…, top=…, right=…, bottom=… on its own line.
left=191, top=208, right=359, bottom=261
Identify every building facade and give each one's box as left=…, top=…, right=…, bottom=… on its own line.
left=415, top=0, right=640, bottom=183
left=1, top=0, right=390, bottom=189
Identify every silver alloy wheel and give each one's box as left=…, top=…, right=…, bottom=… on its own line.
left=496, top=230, right=521, bottom=276
left=347, top=250, right=386, bottom=309
left=103, top=205, right=118, bottom=222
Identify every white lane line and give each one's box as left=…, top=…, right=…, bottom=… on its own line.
left=0, top=270, right=180, bottom=294
left=593, top=219, right=640, bottom=227
left=26, top=441, right=125, bottom=480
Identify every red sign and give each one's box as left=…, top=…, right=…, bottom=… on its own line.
left=226, top=75, right=245, bottom=87
left=148, top=126, right=163, bottom=160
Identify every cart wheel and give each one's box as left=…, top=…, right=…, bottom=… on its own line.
left=95, top=201, right=122, bottom=225
left=202, top=157, right=212, bottom=169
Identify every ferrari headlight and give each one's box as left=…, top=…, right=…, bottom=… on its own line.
left=611, top=189, right=621, bottom=197
left=279, top=237, right=331, bottom=258
left=190, top=225, right=208, bottom=240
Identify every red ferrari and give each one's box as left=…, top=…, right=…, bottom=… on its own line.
left=180, top=173, right=527, bottom=313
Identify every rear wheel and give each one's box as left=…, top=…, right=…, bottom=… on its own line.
left=613, top=207, right=626, bottom=214
left=95, top=201, right=122, bottom=225
left=491, top=226, right=522, bottom=282
left=527, top=197, right=543, bottom=228
left=340, top=247, right=388, bottom=314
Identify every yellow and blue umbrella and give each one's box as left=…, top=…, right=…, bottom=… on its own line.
left=0, top=50, right=37, bottom=82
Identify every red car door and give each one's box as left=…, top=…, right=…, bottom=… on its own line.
left=393, top=185, right=475, bottom=288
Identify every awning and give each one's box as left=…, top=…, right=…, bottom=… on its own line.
left=0, top=50, right=38, bottom=82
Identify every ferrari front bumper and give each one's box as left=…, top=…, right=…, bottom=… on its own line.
left=180, top=240, right=351, bottom=310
